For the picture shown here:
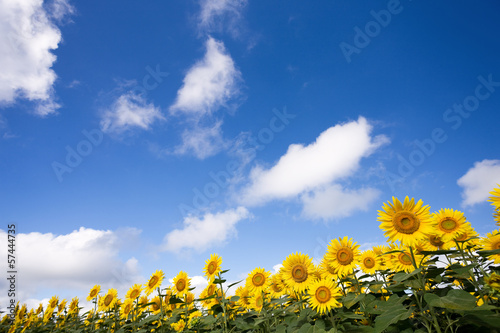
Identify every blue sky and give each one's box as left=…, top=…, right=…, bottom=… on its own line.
left=1, top=0, right=500, bottom=311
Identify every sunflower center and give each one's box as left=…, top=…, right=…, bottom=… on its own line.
left=148, top=276, right=159, bottom=288
left=104, top=294, right=113, bottom=307
left=252, top=273, right=265, bottom=286
left=336, top=247, right=354, bottom=265
left=130, top=290, right=140, bottom=299
left=207, top=262, right=217, bottom=275
left=440, top=218, right=457, bottom=232
left=429, top=235, right=444, bottom=247
left=315, top=286, right=331, bottom=303
left=176, top=279, right=186, bottom=292
left=455, top=233, right=468, bottom=242
left=90, top=290, right=98, bottom=298
left=255, top=296, right=264, bottom=308
left=363, top=257, right=375, bottom=268
left=272, top=283, right=283, bottom=292
left=291, top=264, right=308, bottom=282
left=399, top=253, right=413, bottom=266
left=50, top=301, right=58, bottom=308
left=494, top=241, right=500, bottom=250
left=393, top=212, right=420, bottom=234
left=124, top=304, right=132, bottom=314
left=152, top=302, right=160, bottom=311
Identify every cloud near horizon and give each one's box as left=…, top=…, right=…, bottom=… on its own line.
left=457, top=159, right=500, bottom=207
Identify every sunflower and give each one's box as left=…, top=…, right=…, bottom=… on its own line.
left=479, top=229, right=500, bottom=264
left=87, top=285, right=100, bottom=301
left=246, top=267, right=271, bottom=295
left=199, top=283, right=219, bottom=309
left=280, top=252, right=315, bottom=293
left=171, top=319, right=186, bottom=332
left=144, top=270, right=164, bottom=295
left=125, top=284, right=143, bottom=300
left=249, top=293, right=266, bottom=312
left=325, top=236, right=361, bottom=277
left=485, top=272, right=500, bottom=292
left=495, top=209, right=500, bottom=226
left=359, top=250, right=382, bottom=275
left=35, top=304, right=43, bottom=315
left=204, top=254, right=223, bottom=282
left=450, top=223, right=479, bottom=248
left=318, top=257, right=338, bottom=280
left=235, top=285, right=252, bottom=310
left=389, top=246, right=422, bottom=273
left=172, top=271, right=191, bottom=296
left=98, top=289, right=118, bottom=312
left=149, top=296, right=164, bottom=314
left=269, top=273, right=287, bottom=299
left=489, top=184, right=500, bottom=211
left=378, top=196, right=434, bottom=246
left=425, top=234, right=452, bottom=251
left=307, top=278, right=342, bottom=315
left=137, top=295, right=149, bottom=314
left=432, top=208, right=468, bottom=242
left=120, top=299, right=134, bottom=320
left=68, top=297, right=79, bottom=316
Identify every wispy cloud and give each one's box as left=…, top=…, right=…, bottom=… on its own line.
left=0, top=0, right=72, bottom=116
left=457, top=159, right=500, bottom=207
left=198, top=0, right=247, bottom=36
left=100, top=92, right=164, bottom=134
left=170, top=37, right=241, bottom=117
left=174, top=121, right=228, bottom=159
left=162, top=207, right=250, bottom=254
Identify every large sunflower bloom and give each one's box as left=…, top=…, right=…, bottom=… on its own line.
left=120, top=299, right=134, bottom=320
left=489, top=184, right=500, bottom=211
left=378, top=196, right=434, bottom=246
left=318, top=257, right=338, bottom=280
left=246, top=267, right=271, bottom=295
left=199, top=283, right=219, bottom=309
left=68, top=297, right=79, bottom=316
left=48, top=296, right=59, bottom=310
left=204, top=254, right=223, bottom=282
left=144, top=270, right=164, bottom=295
left=307, top=278, right=342, bottom=315
left=388, top=246, right=423, bottom=273
left=359, top=250, right=382, bottom=275
left=87, top=285, right=100, bottom=302
left=126, top=284, right=143, bottom=300
left=450, top=223, right=479, bottom=248
left=172, top=271, right=191, bottom=296
left=234, top=285, right=252, bottom=310
left=432, top=208, right=468, bottom=242
left=281, top=252, right=315, bottom=293
left=479, top=229, right=500, bottom=264
left=98, top=289, right=118, bottom=312
left=325, top=236, right=361, bottom=277
left=149, top=296, right=164, bottom=315
left=269, top=273, right=287, bottom=299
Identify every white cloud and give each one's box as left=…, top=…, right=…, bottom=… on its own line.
left=457, top=159, right=500, bottom=207
left=100, top=92, right=164, bottom=134
left=301, top=184, right=380, bottom=220
left=170, top=37, right=241, bottom=116
left=240, top=117, right=388, bottom=205
left=198, top=0, right=247, bottom=36
left=0, top=0, right=72, bottom=115
left=162, top=207, right=250, bottom=253
left=174, top=121, right=228, bottom=159
left=0, top=227, right=142, bottom=310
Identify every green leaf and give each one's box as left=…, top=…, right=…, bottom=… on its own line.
left=424, top=289, right=477, bottom=310
left=392, top=268, right=422, bottom=283
left=227, top=279, right=243, bottom=289
left=477, top=249, right=500, bottom=257
left=374, top=304, right=412, bottom=333
left=419, top=250, right=457, bottom=256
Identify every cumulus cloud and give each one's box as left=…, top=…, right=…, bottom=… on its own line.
left=0, top=227, right=142, bottom=309
left=162, top=207, right=250, bottom=253
left=240, top=117, right=387, bottom=206
left=301, top=184, right=381, bottom=220
left=100, top=92, right=164, bottom=134
left=198, top=0, right=247, bottom=36
left=170, top=37, right=241, bottom=116
left=457, top=159, right=500, bottom=207
left=174, top=121, right=228, bottom=159
left=0, top=0, right=72, bottom=115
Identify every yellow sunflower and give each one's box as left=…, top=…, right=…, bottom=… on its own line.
left=281, top=252, right=315, bottom=293
left=120, top=299, right=134, bottom=320
left=68, top=297, right=79, bottom=315
left=378, top=196, right=434, bottom=246
left=86, top=285, right=100, bottom=301
left=485, top=272, right=500, bottom=292
left=249, top=293, right=267, bottom=312
left=489, top=184, right=500, bottom=211
left=494, top=209, right=500, bottom=226
left=432, top=208, right=468, bottom=242
left=246, top=267, right=271, bottom=295
left=425, top=234, right=452, bottom=251
left=144, top=270, right=164, bottom=295
left=204, top=253, right=223, bottom=282
left=325, top=236, right=361, bottom=277
left=199, top=283, right=219, bottom=309
left=137, top=295, right=149, bottom=314
left=269, top=273, right=287, bottom=299
left=450, top=223, right=479, bottom=248
left=388, top=246, right=422, bottom=273
left=35, top=304, right=43, bottom=315
left=126, top=284, right=143, bottom=300
left=318, top=257, right=338, bottom=280
left=479, top=229, right=500, bottom=264
left=172, top=271, right=191, bottom=296
left=359, top=250, right=382, bottom=275
left=48, top=296, right=59, bottom=310
left=98, top=289, right=118, bottom=312
left=149, top=296, right=164, bottom=314
left=307, top=278, right=342, bottom=315
left=235, top=285, right=252, bottom=310
left=171, top=319, right=186, bottom=332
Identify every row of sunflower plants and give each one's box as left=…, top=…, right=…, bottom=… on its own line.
left=3, top=185, right=500, bottom=332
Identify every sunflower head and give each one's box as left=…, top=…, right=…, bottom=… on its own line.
left=479, top=230, right=500, bottom=264
left=485, top=272, right=500, bottom=292
left=126, top=284, right=143, bottom=300
left=246, top=267, right=271, bottom=295
left=489, top=184, right=500, bottom=211
left=48, top=296, right=59, bottom=310
left=87, top=285, right=101, bottom=301
left=99, top=289, right=118, bottom=312
left=204, top=254, right=223, bottom=282
left=359, top=250, right=382, bottom=275
left=173, top=271, right=191, bottom=296
left=307, top=278, right=342, bottom=315
left=432, top=208, right=468, bottom=242
left=145, top=270, right=165, bottom=295
left=325, top=236, right=361, bottom=277
left=120, top=299, right=135, bottom=320
left=378, top=196, right=434, bottom=246
left=281, top=252, right=315, bottom=293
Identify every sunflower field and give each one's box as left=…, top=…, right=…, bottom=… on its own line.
left=3, top=186, right=500, bottom=333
